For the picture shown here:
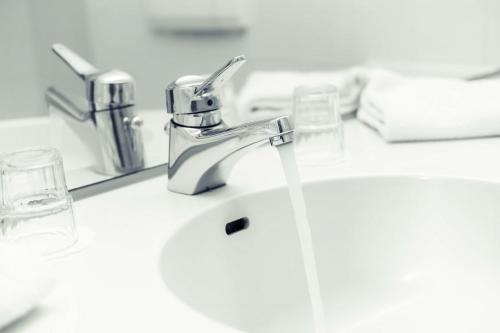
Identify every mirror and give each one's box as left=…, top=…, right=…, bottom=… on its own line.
left=1, top=0, right=496, bottom=189
left=0, top=1, right=179, bottom=189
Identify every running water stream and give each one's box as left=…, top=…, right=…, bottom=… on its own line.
left=277, top=143, right=327, bottom=333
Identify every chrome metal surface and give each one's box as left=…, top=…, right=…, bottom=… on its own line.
left=172, top=110, right=222, bottom=128
left=165, top=55, right=294, bottom=195
left=269, top=117, right=295, bottom=146
left=89, top=70, right=135, bottom=111
left=93, top=106, right=144, bottom=174
left=52, top=43, right=135, bottom=111
left=168, top=117, right=294, bottom=195
left=194, top=55, right=246, bottom=97
left=52, top=43, right=98, bottom=80
left=165, top=55, right=246, bottom=127
left=46, top=43, right=144, bottom=175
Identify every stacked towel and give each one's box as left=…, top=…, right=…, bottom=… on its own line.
left=236, top=68, right=364, bottom=121
left=357, top=69, right=500, bottom=142
left=238, top=67, right=500, bottom=142
left=0, top=244, right=55, bottom=329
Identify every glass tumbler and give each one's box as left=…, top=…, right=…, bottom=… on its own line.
left=0, top=147, right=77, bottom=256
left=292, top=84, right=345, bottom=166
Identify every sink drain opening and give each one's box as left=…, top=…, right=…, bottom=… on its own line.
left=225, top=217, right=250, bottom=235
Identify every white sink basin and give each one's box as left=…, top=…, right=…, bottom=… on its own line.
left=161, top=176, right=500, bottom=332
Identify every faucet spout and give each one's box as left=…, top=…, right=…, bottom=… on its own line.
left=167, top=116, right=294, bottom=195
left=201, top=116, right=294, bottom=147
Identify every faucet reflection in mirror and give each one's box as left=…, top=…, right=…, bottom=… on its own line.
left=165, top=55, right=294, bottom=195
left=45, top=44, right=145, bottom=176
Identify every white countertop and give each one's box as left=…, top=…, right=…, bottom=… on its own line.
left=6, top=118, right=500, bottom=333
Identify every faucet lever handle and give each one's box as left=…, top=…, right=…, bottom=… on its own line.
left=195, top=55, right=246, bottom=97
left=52, top=43, right=99, bottom=81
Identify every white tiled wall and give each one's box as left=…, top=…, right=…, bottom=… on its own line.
left=83, top=0, right=500, bottom=110
left=2, top=0, right=500, bottom=118
left=0, top=0, right=91, bottom=120
left=0, top=0, right=40, bottom=119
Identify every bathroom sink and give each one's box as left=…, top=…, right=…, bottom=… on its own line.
left=160, top=176, right=500, bottom=332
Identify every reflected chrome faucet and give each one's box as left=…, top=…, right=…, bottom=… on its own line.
left=165, top=55, right=294, bottom=195
left=45, top=43, right=144, bottom=175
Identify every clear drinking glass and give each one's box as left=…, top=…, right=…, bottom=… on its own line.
left=292, top=84, right=345, bottom=166
left=0, top=147, right=77, bottom=256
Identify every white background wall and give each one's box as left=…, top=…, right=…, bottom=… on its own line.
left=0, top=0, right=91, bottom=119
left=2, top=0, right=500, bottom=119
left=0, top=0, right=40, bottom=119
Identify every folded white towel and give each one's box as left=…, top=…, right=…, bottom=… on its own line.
left=357, top=69, right=500, bottom=142
left=0, top=244, right=55, bottom=329
left=236, top=68, right=364, bottom=121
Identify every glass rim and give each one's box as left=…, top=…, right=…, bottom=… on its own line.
left=293, top=83, right=339, bottom=97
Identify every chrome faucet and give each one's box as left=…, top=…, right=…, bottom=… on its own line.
left=165, top=55, right=294, bottom=195
left=45, top=43, right=144, bottom=176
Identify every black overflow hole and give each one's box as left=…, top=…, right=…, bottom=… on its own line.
left=225, top=217, right=250, bottom=235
